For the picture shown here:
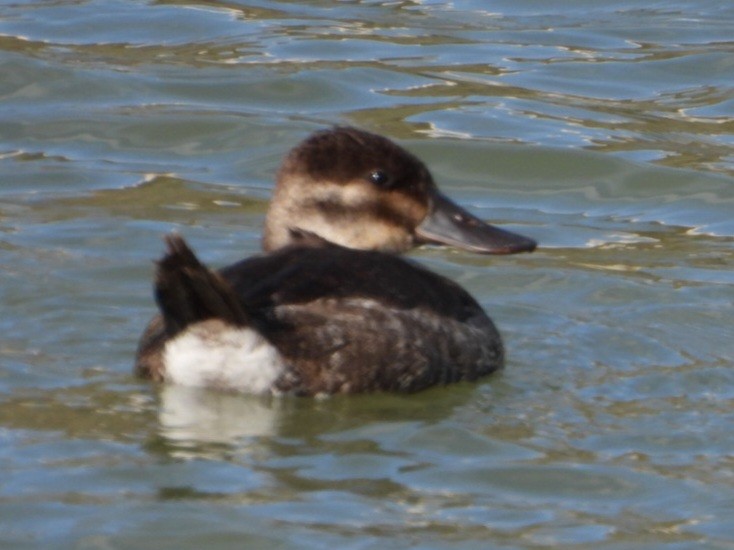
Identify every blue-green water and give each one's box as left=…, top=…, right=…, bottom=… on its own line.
left=1, top=1, right=733, bottom=548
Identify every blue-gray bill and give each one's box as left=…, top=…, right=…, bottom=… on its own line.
left=416, top=191, right=537, bottom=254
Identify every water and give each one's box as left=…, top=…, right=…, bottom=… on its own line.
left=1, top=1, right=733, bottom=548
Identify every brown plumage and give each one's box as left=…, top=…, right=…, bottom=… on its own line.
left=135, top=127, right=536, bottom=395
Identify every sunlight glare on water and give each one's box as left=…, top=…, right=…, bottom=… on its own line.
left=1, top=1, right=733, bottom=548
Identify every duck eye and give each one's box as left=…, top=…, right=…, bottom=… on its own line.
left=368, top=170, right=390, bottom=187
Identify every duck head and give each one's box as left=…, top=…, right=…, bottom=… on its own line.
left=263, top=127, right=537, bottom=255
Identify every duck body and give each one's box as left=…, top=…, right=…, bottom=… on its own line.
left=136, top=236, right=502, bottom=395
left=135, top=127, right=535, bottom=396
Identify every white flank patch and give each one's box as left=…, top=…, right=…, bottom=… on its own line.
left=163, top=320, right=285, bottom=394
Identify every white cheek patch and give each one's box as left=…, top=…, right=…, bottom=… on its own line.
left=162, top=320, right=285, bottom=394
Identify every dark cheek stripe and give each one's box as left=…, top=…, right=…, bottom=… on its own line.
left=307, top=197, right=423, bottom=232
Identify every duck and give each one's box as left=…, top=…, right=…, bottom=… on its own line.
left=134, top=126, right=536, bottom=396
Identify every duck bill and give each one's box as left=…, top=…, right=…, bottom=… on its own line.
left=415, top=192, right=536, bottom=254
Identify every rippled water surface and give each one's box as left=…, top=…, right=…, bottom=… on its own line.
left=1, top=1, right=734, bottom=548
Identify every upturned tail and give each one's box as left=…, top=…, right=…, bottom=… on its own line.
left=155, top=234, right=250, bottom=336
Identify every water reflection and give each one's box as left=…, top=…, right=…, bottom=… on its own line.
left=156, top=385, right=281, bottom=458
left=153, top=382, right=481, bottom=460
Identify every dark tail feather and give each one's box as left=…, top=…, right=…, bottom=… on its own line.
left=155, top=234, right=250, bottom=336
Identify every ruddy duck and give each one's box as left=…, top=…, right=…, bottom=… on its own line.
left=135, top=127, right=536, bottom=396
